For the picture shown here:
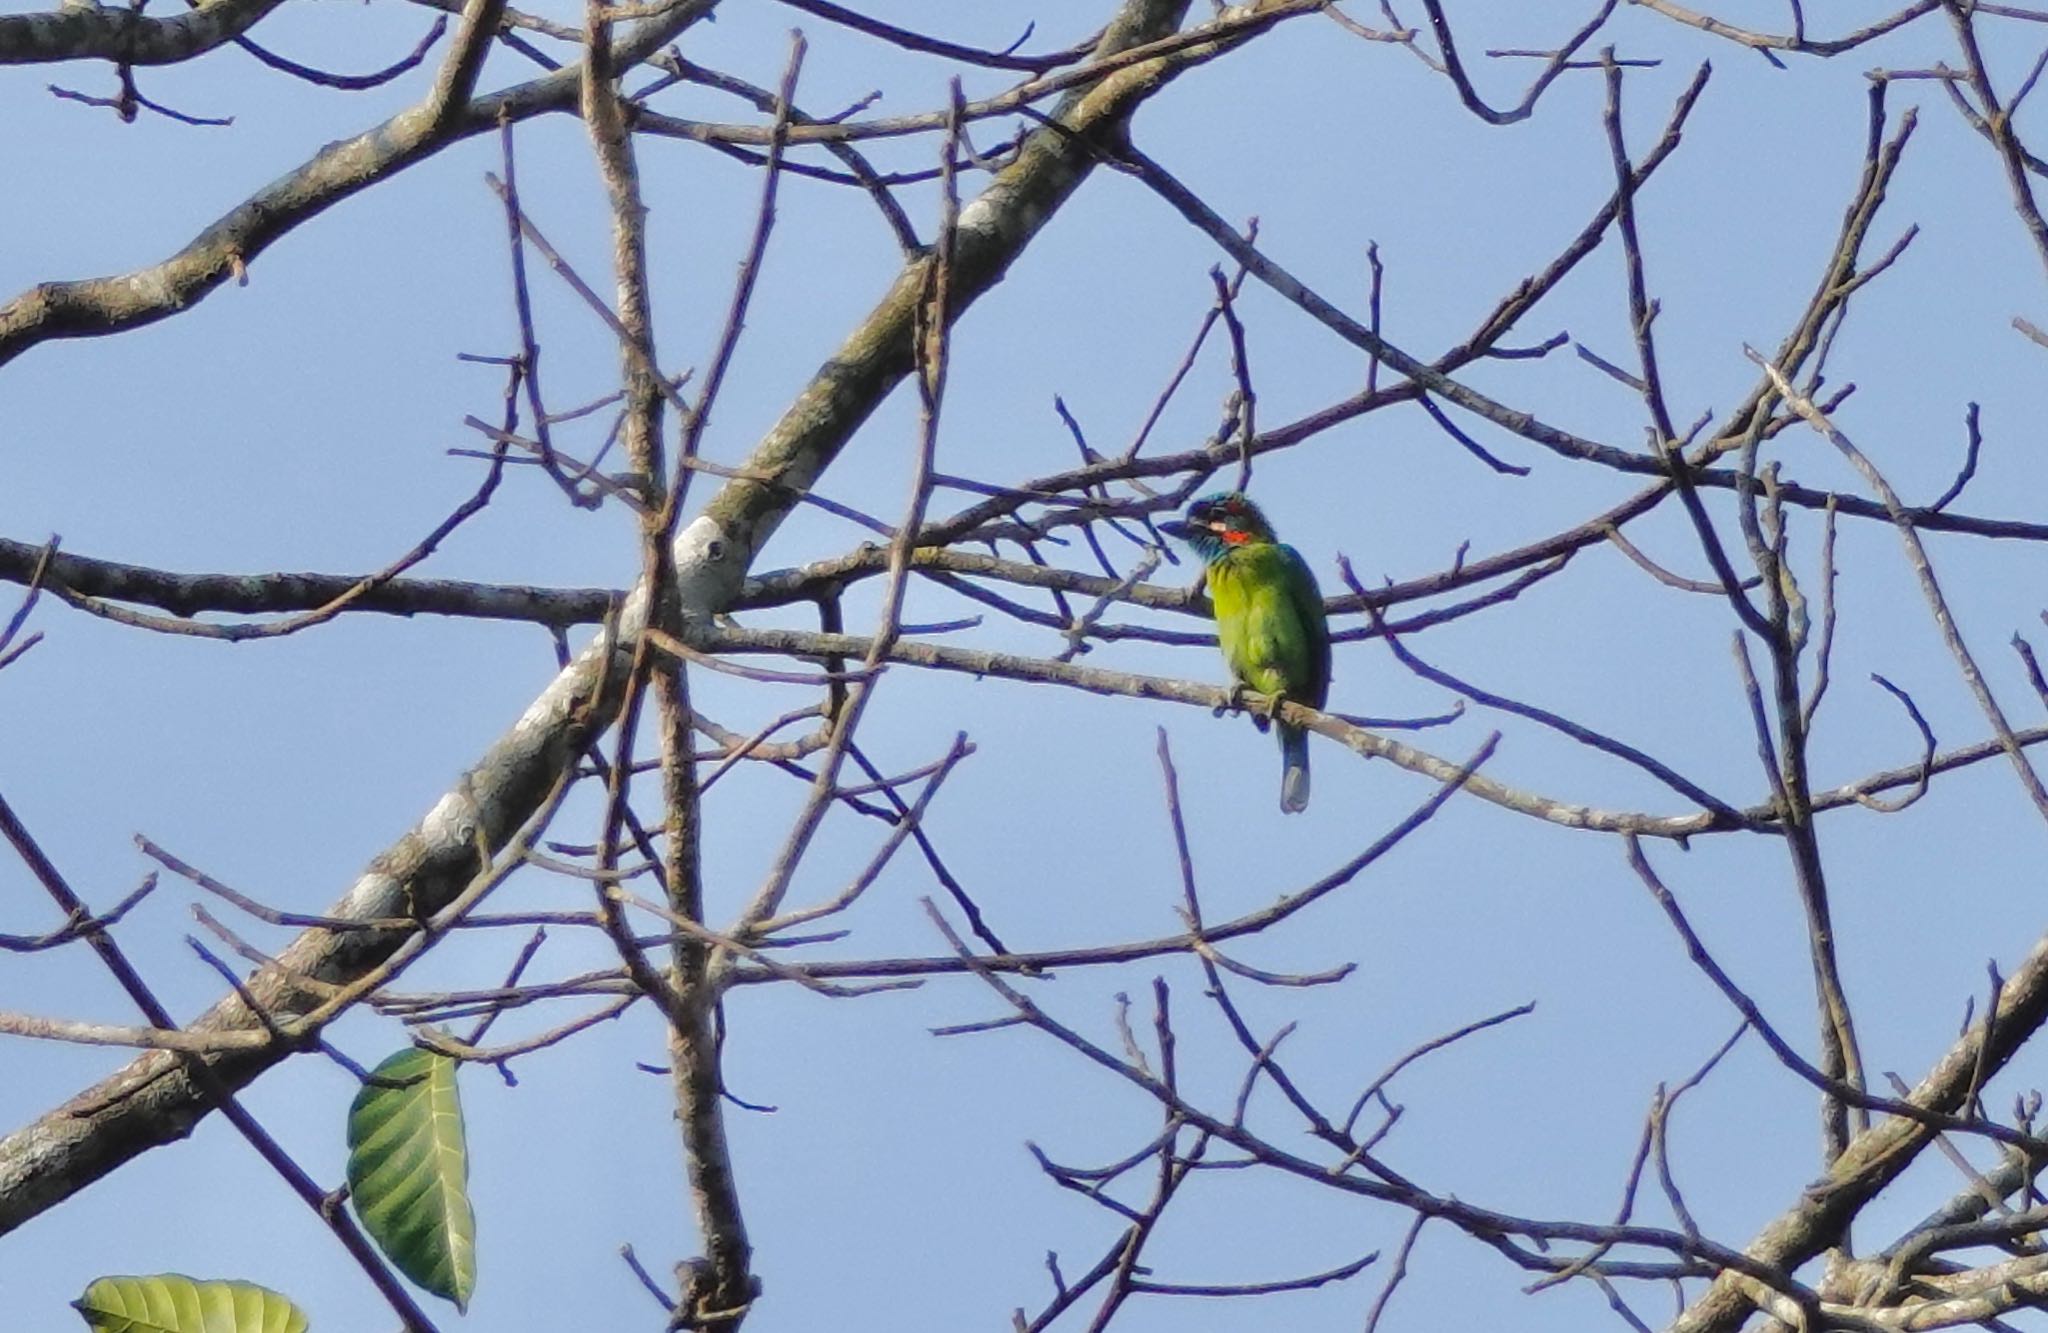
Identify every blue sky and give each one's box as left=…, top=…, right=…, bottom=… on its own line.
left=7, top=2, right=2048, bottom=1329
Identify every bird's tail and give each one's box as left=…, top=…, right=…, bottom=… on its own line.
left=1279, top=723, right=1310, bottom=814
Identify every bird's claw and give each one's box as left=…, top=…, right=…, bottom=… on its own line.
left=1214, top=686, right=1282, bottom=733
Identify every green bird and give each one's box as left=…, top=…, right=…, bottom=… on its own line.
left=1160, top=492, right=1332, bottom=813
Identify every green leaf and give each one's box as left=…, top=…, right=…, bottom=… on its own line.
left=73, top=1274, right=308, bottom=1333
left=346, top=1047, right=477, bottom=1311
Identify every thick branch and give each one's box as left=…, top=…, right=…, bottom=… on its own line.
left=0, top=0, right=284, bottom=65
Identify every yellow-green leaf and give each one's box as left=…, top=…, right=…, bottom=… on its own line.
left=73, top=1274, right=308, bottom=1333
left=346, top=1047, right=476, bottom=1311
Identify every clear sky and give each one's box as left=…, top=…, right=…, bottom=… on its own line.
left=7, top=2, right=2048, bottom=1330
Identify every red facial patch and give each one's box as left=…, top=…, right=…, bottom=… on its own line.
left=1220, top=528, right=1252, bottom=545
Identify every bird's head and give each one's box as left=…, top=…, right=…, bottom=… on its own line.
left=1159, top=491, right=1277, bottom=559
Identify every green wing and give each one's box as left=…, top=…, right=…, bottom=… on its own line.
left=1276, top=542, right=1331, bottom=708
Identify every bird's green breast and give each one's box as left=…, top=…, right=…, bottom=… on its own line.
left=1206, top=543, right=1324, bottom=703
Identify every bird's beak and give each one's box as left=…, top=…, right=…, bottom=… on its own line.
left=1158, top=518, right=1195, bottom=541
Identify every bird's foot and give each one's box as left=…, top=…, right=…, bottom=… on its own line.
left=1214, top=686, right=1279, bottom=732
left=1250, top=690, right=1285, bottom=733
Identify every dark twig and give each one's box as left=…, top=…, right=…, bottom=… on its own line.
left=1363, top=1214, right=1427, bottom=1333
left=235, top=18, right=446, bottom=90
left=1419, top=0, right=1623, bottom=124
left=1930, top=402, right=1984, bottom=513
left=0, top=536, right=56, bottom=671
left=1209, top=264, right=1256, bottom=492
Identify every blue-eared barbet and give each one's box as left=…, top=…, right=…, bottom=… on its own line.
left=1160, top=492, right=1332, bottom=813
